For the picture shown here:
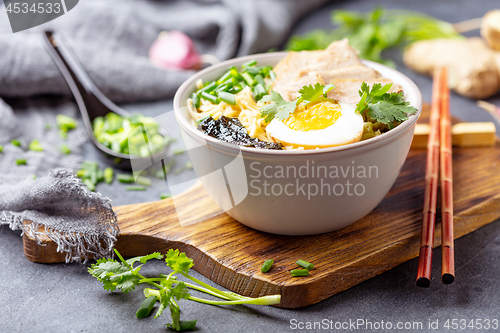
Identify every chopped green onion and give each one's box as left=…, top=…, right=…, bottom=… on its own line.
left=269, top=70, right=276, bottom=81
left=296, top=259, right=314, bottom=270
left=31, top=174, right=36, bottom=180
left=16, top=159, right=27, bottom=165
left=160, top=193, right=172, bottom=199
left=195, top=115, right=211, bottom=125
left=29, top=140, right=43, bottom=152
left=241, top=72, right=255, bottom=86
left=156, top=169, right=166, bottom=179
left=191, top=93, right=200, bottom=108
left=185, top=161, right=193, bottom=169
left=76, top=169, right=86, bottom=177
left=216, top=69, right=234, bottom=84
left=228, top=86, right=242, bottom=94
left=261, top=259, right=274, bottom=273
left=260, top=66, right=271, bottom=76
left=200, top=91, right=219, bottom=104
left=167, top=320, right=197, bottom=331
left=198, top=81, right=217, bottom=94
left=254, top=74, right=265, bottom=86
left=244, top=66, right=260, bottom=76
left=117, top=174, right=135, bottom=183
left=135, top=176, right=152, bottom=186
left=92, top=113, right=168, bottom=158
left=59, top=144, right=72, bottom=155
left=11, top=139, right=21, bottom=147
left=83, top=178, right=95, bottom=191
left=104, top=167, right=114, bottom=184
left=241, top=59, right=257, bottom=68
left=0, top=145, right=3, bottom=153
left=253, top=84, right=267, bottom=101
left=215, top=83, right=230, bottom=92
left=218, top=91, right=236, bottom=105
left=57, top=114, right=77, bottom=139
left=291, top=269, right=309, bottom=277
left=125, top=185, right=146, bottom=191
left=136, top=295, right=157, bottom=319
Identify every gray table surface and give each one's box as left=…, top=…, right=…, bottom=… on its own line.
left=2, top=0, right=500, bottom=332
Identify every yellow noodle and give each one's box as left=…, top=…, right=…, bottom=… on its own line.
left=187, top=87, right=274, bottom=144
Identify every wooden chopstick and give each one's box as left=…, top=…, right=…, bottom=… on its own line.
left=440, top=68, right=455, bottom=284
left=416, top=67, right=444, bottom=288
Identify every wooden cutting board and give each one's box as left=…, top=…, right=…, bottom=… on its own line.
left=23, top=105, right=500, bottom=308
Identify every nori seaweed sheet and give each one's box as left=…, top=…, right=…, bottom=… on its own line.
left=197, top=116, right=283, bottom=150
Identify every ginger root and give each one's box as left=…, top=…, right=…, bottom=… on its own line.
left=403, top=37, right=500, bottom=99
left=481, top=9, right=500, bottom=50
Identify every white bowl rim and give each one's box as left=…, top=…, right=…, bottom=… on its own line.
left=173, top=52, right=423, bottom=156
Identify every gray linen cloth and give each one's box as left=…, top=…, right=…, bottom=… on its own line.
left=0, top=0, right=327, bottom=262
left=0, top=0, right=327, bottom=103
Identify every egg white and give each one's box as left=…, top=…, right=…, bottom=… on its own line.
left=266, top=102, right=364, bottom=149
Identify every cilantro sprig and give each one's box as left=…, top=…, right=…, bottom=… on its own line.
left=355, top=82, right=417, bottom=128
left=297, top=83, right=335, bottom=106
left=260, top=83, right=335, bottom=122
left=89, top=249, right=281, bottom=331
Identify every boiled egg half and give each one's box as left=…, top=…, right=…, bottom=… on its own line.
left=266, top=100, right=364, bottom=149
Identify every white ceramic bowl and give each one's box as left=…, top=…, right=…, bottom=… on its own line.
left=173, top=53, right=422, bottom=235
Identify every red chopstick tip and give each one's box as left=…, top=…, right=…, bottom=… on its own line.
left=442, top=273, right=455, bottom=284
left=416, top=277, right=431, bottom=288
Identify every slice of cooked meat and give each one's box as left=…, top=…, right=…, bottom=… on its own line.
left=272, top=39, right=361, bottom=100
left=272, top=50, right=325, bottom=99
left=287, top=65, right=384, bottom=101
left=272, top=39, right=402, bottom=104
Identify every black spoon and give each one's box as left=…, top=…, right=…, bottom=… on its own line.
left=42, top=30, right=169, bottom=170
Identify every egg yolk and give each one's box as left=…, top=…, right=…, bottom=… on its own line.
left=284, top=101, right=342, bottom=131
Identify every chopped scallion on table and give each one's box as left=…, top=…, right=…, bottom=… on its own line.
left=291, top=269, right=309, bottom=277
left=59, top=144, right=72, bottom=155
left=125, top=185, right=146, bottom=191
left=11, top=139, right=21, bottom=147
left=29, top=140, right=43, bottom=152
left=104, top=167, right=114, bottom=184
left=135, top=175, right=151, bottom=186
left=261, top=259, right=274, bottom=273
left=296, top=259, right=314, bottom=270
left=16, top=159, right=27, bottom=165
left=117, top=174, right=135, bottom=183
left=56, top=114, right=77, bottom=139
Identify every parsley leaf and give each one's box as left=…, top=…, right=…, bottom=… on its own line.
left=297, top=83, right=335, bottom=106
left=355, top=82, right=417, bottom=127
left=165, top=249, right=194, bottom=274
left=260, top=91, right=298, bottom=122
left=87, top=258, right=140, bottom=293
left=126, top=252, right=164, bottom=266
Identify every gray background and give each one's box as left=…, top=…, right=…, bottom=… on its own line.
left=1, top=0, right=500, bottom=332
